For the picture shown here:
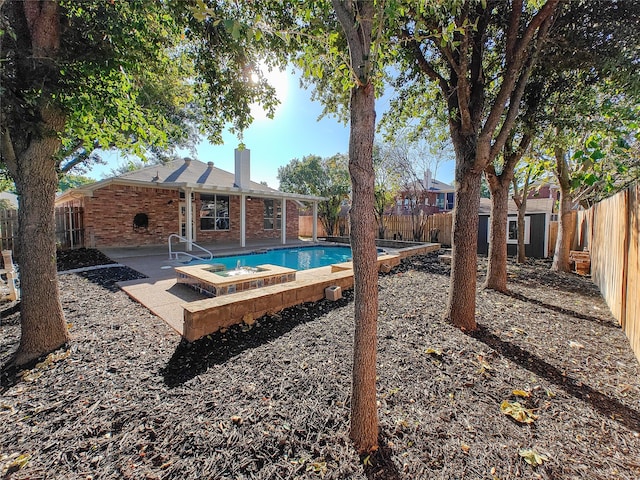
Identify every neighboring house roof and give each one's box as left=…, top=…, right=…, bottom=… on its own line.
left=423, top=178, right=454, bottom=193
left=56, top=157, right=325, bottom=204
left=402, top=172, right=455, bottom=194
left=0, top=192, right=18, bottom=208
left=479, top=197, right=555, bottom=215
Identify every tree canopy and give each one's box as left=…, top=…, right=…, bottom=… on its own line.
left=0, top=0, right=294, bottom=366
left=277, top=154, right=350, bottom=236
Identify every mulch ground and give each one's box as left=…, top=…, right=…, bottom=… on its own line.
left=1, top=249, right=639, bottom=479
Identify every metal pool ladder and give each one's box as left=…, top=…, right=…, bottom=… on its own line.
left=168, top=234, right=213, bottom=261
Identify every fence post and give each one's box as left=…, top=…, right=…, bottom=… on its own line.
left=1, top=249, right=19, bottom=301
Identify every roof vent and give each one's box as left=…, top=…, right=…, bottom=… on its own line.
left=207, top=161, right=214, bottom=169
left=151, top=171, right=160, bottom=182
left=184, top=157, right=192, bottom=166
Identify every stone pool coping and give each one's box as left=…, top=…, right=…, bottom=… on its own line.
left=176, top=263, right=297, bottom=297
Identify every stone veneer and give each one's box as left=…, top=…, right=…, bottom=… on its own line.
left=181, top=253, right=404, bottom=342
left=175, top=263, right=297, bottom=297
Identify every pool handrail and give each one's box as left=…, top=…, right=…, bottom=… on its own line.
left=168, top=234, right=213, bottom=261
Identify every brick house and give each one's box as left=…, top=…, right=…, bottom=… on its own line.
left=393, top=170, right=455, bottom=215
left=55, top=149, right=324, bottom=250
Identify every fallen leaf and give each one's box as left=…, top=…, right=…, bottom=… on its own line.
left=569, top=341, right=584, bottom=349
left=512, top=390, right=531, bottom=398
left=425, top=347, right=443, bottom=356
left=231, top=415, right=242, bottom=425
left=519, top=448, right=548, bottom=466
left=461, top=443, right=470, bottom=453
left=500, top=400, right=538, bottom=424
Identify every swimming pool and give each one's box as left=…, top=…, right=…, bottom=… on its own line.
left=199, top=245, right=355, bottom=271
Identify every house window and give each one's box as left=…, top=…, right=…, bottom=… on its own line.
left=264, top=199, right=281, bottom=230
left=505, top=216, right=530, bottom=244
left=446, top=192, right=454, bottom=210
left=200, top=194, right=229, bottom=231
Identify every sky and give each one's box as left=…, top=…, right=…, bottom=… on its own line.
left=89, top=67, right=456, bottom=189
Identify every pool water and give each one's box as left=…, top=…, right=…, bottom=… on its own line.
left=200, top=246, right=355, bottom=271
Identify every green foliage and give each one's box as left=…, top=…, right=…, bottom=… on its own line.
left=373, top=143, right=402, bottom=238
left=277, top=154, right=350, bottom=236
left=526, top=1, right=640, bottom=206
left=1, top=0, right=285, bottom=178
left=57, top=174, right=95, bottom=192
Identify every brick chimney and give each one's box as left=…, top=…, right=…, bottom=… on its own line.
left=234, top=148, right=250, bottom=189
left=424, top=169, right=433, bottom=190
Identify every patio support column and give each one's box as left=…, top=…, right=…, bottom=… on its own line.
left=281, top=199, right=287, bottom=245
left=312, top=202, right=318, bottom=242
left=240, top=194, right=246, bottom=248
left=186, top=187, right=193, bottom=251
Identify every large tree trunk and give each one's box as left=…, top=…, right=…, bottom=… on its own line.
left=347, top=81, right=379, bottom=453
left=446, top=158, right=482, bottom=331
left=484, top=171, right=510, bottom=292
left=4, top=0, right=70, bottom=366
left=331, top=0, right=378, bottom=454
left=14, top=107, right=69, bottom=366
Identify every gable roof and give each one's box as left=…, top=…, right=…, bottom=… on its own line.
left=403, top=177, right=455, bottom=194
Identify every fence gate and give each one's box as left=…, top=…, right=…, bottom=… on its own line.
left=55, top=206, right=85, bottom=250
left=0, top=209, right=18, bottom=252
left=0, top=206, right=85, bottom=257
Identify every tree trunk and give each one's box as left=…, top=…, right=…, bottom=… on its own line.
left=552, top=188, right=573, bottom=272
left=445, top=159, right=482, bottom=331
left=484, top=172, right=510, bottom=292
left=5, top=1, right=70, bottom=366
left=348, top=81, right=379, bottom=453
left=516, top=197, right=527, bottom=263
left=551, top=145, right=573, bottom=272
left=14, top=106, right=69, bottom=366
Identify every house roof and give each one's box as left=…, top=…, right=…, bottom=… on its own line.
left=117, top=158, right=277, bottom=193
left=56, top=158, right=326, bottom=204
left=0, top=192, right=18, bottom=208
left=403, top=177, right=455, bottom=194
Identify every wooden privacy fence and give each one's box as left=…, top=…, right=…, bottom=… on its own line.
left=0, top=206, right=85, bottom=257
left=299, top=212, right=452, bottom=246
left=574, top=183, right=640, bottom=363
left=0, top=209, right=18, bottom=252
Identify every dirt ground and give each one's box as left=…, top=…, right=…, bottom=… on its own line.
left=1, top=249, right=639, bottom=479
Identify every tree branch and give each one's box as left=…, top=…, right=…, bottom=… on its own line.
left=481, top=0, right=558, bottom=155
left=403, top=33, right=450, bottom=98
left=0, top=125, right=18, bottom=179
